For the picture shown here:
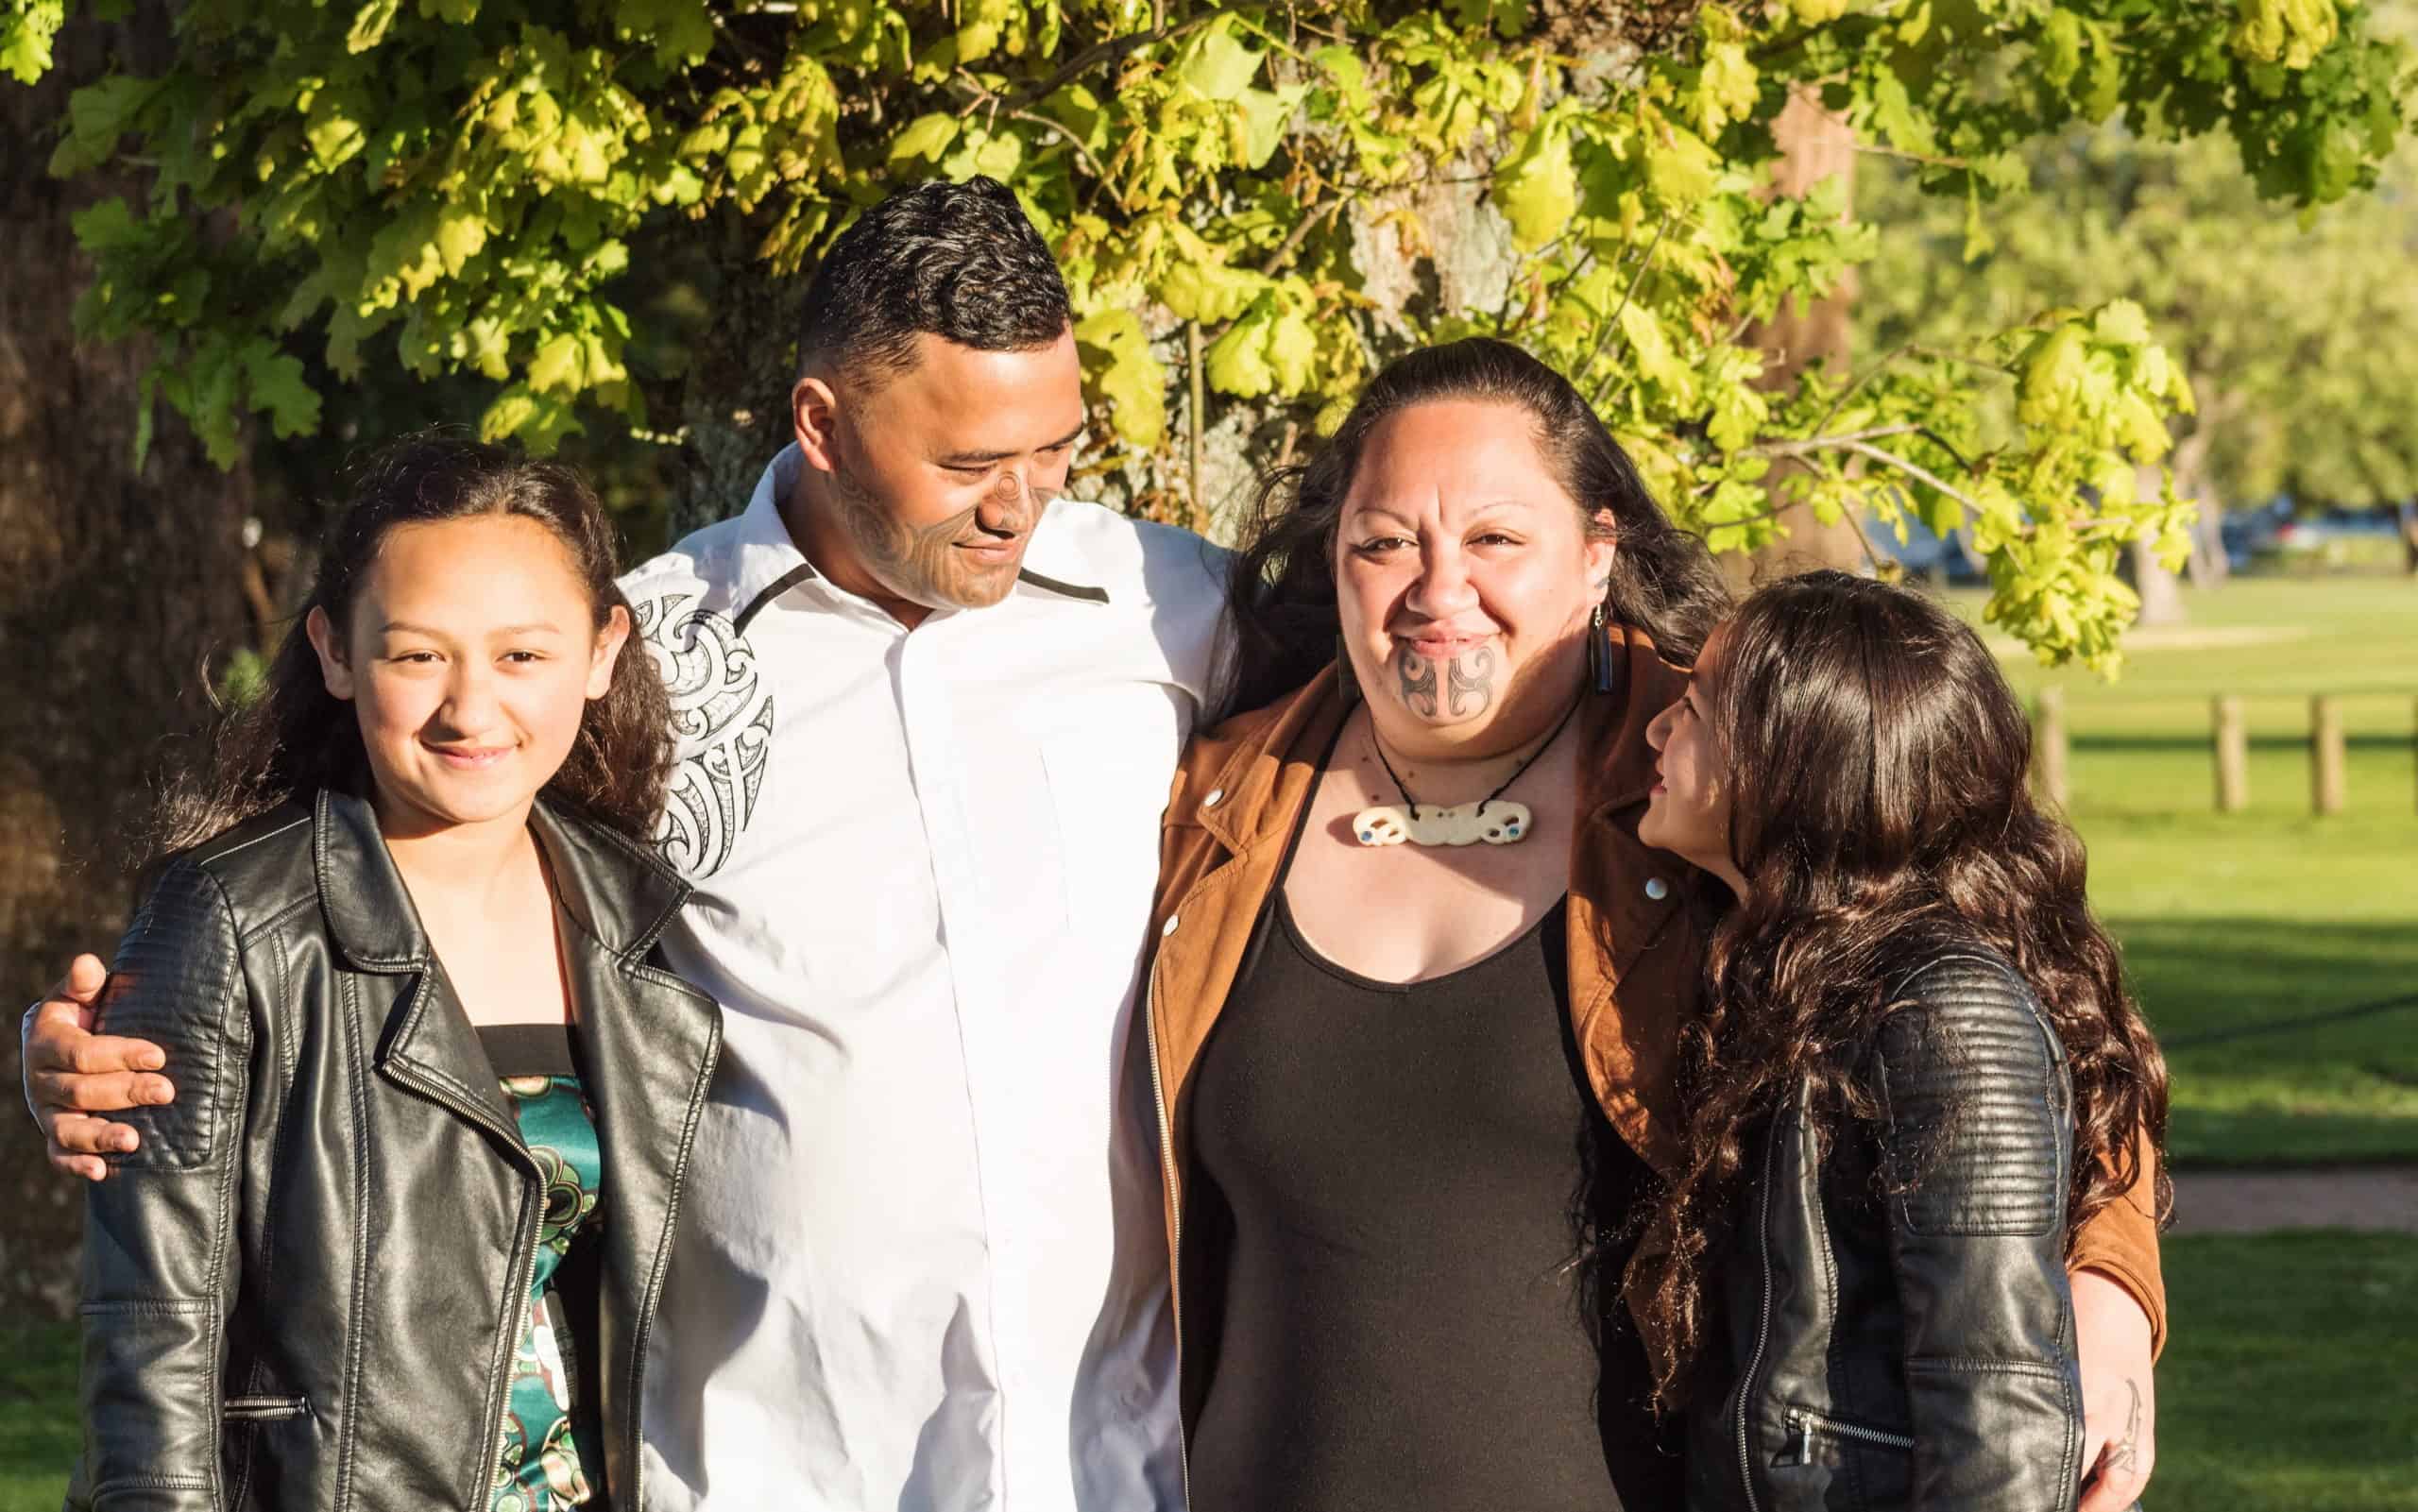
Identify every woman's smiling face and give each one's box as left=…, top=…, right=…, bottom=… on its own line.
left=307, top=513, right=627, bottom=840
left=1332, top=399, right=1615, bottom=743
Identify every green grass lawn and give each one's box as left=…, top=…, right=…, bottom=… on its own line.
left=2154, top=1231, right=2418, bottom=1511
left=0, top=1323, right=72, bottom=1512
left=6, top=1231, right=2409, bottom=1509
left=1964, top=577, right=2418, bottom=1167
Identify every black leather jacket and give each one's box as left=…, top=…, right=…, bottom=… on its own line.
left=67, top=790, right=722, bottom=1512
left=1686, top=943, right=2085, bottom=1512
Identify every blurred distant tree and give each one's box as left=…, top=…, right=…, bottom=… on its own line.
left=1, top=0, right=2408, bottom=666
left=1859, top=127, right=2418, bottom=616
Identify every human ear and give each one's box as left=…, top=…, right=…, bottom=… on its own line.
left=586, top=605, right=632, bottom=701
left=792, top=373, right=843, bottom=476
left=1583, top=510, right=1618, bottom=594
left=305, top=605, right=355, bottom=700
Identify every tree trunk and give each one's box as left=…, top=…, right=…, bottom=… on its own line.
left=2131, top=535, right=2187, bottom=627
left=2171, top=421, right=2227, bottom=589
left=2130, top=458, right=2188, bottom=628
left=667, top=228, right=809, bottom=542
left=0, top=12, right=255, bottom=1319
left=1735, top=86, right=1866, bottom=589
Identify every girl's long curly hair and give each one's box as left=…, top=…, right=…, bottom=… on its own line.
left=1639, top=570, right=2171, bottom=1407
left=145, top=435, right=673, bottom=862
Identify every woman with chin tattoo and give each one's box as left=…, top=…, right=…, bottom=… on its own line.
left=1138, top=338, right=2170, bottom=1510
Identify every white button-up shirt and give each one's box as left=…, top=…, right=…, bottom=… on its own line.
left=622, top=448, right=1228, bottom=1511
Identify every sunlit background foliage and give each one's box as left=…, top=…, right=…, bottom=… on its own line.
left=2, top=0, right=2407, bottom=667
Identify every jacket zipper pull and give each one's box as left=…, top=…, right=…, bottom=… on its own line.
left=1780, top=1411, right=1814, bottom=1468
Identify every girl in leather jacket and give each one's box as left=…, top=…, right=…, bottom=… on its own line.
left=68, top=437, right=720, bottom=1512
left=1636, top=571, right=2172, bottom=1512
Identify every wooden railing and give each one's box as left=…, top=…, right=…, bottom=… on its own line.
left=2030, top=691, right=2418, bottom=814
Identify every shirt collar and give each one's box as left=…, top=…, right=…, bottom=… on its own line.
left=730, top=445, right=1113, bottom=627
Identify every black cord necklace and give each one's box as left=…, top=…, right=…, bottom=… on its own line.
left=1363, top=688, right=1586, bottom=836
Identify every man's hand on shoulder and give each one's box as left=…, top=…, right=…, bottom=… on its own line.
left=21, top=953, right=175, bottom=1181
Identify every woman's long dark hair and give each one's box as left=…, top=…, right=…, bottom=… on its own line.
left=1639, top=571, right=2172, bottom=1405
left=1223, top=337, right=1730, bottom=713
left=145, top=435, right=673, bottom=861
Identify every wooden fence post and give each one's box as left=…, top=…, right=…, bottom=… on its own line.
left=2311, top=694, right=2346, bottom=816
left=2214, top=695, right=2249, bottom=813
left=2035, top=686, right=2069, bottom=810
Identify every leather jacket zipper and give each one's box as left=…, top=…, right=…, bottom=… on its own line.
left=481, top=1185, right=545, bottom=1492
left=622, top=989, right=719, bottom=1512
left=1144, top=946, right=1194, bottom=1507
left=1780, top=1407, right=1916, bottom=1465
left=1732, top=1111, right=1787, bottom=1512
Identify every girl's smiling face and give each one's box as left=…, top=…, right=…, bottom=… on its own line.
left=307, top=514, right=628, bottom=841
left=1641, top=626, right=1745, bottom=894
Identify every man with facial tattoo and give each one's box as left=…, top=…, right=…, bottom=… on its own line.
left=20, top=177, right=1226, bottom=1512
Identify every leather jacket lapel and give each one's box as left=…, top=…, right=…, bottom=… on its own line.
left=315, top=790, right=528, bottom=1153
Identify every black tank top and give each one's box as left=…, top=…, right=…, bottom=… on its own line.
left=1183, top=884, right=1681, bottom=1512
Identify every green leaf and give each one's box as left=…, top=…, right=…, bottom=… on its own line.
left=240, top=340, right=321, bottom=440
left=1, top=1, right=63, bottom=85
left=1161, top=260, right=1267, bottom=325
left=955, top=0, right=1014, bottom=64
left=434, top=209, right=488, bottom=276
left=1617, top=302, right=1695, bottom=407
left=2018, top=325, right=2090, bottom=427
left=1643, top=120, right=1721, bottom=207
left=529, top=332, right=586, bottom=395
left=1178, top=22, right=1265, bottom=103
left=1074, top=308, right=1167, bottom=450
left=889, top=112, right=960, bottom=164
left=2091, top=299, right=2153, bottom=347
left=68, top=196, right=144, bottom=253
left=305, top=93, right=366, bottom=171
left=1237, top=85, right=1307, bottom=171
left=51, top=75, right=155, bottom=176
left=1493, top=123, right=1577, bottom=252
left=347, top=0, right=400, bottom=53
left=944, top=126, right=1023, bottom=182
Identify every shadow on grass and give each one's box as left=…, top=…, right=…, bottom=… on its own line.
left=2112, top=916, right=2418, bottom=1166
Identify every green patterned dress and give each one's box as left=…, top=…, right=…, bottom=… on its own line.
left=489, top=1059, right=608, bottom=1511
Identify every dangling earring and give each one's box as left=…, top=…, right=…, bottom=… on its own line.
left=1336, top=631, right=1360, bottom=706
left=1587, top=603, right=1615, bottom=693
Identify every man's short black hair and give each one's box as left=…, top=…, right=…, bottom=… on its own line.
left=797, top=176, right=1074, bottom=383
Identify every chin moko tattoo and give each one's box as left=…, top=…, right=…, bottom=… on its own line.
left=1447, top=646, right=1497, bottom=716
left=1396, top=653, right=1439, bottom=717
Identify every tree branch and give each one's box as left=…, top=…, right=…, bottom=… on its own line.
left=1014, top=13, right=1218, bottom=110
left=1834, top=438, right=1983, bottom=518
left=1752, top=422, right=1927, bottom=457
left=1587, top=214, right=1674, bottom=407
left=1259, top=194, right=1349, bottom=276
left=1853, top=143, right=1972, bottom=172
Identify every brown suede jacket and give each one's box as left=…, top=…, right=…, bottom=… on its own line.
left=1140, top=628, right=2168, bottom=1385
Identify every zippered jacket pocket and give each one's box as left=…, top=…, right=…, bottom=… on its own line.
left=1778, top=1406, right=1914, bottom=1467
